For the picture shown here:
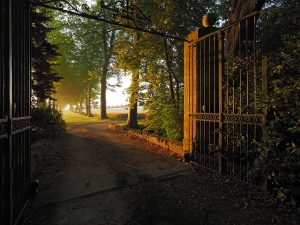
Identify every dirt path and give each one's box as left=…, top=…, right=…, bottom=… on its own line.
left=24, top=119, right=299, bottom=225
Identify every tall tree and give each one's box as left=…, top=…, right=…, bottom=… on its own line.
left=100, top=22, right=116, bottom=119
left=49, top=11, right=104, bottom=115
left=94, top=0, right=119, bottom=119
left=115, top=0, right=229, bottom=137
left=127, top=31, right=141, bottom=128
left=50, top=1, right=119, bottom=118
left=48, top=17, right=85, bottom=109
left=31, top=8, right=61, bottom=106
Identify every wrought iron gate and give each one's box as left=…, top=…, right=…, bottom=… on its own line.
left=184, top=12, right=267, bottom=182
left=1, top=0, right=31, bottom=224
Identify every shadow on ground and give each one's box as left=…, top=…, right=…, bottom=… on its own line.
left=22, top=120, right=299, bottom=225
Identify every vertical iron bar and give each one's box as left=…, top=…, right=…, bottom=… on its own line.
left=27, top=0, right=31, bottom=189
left=203, top=38, right=206, bottom=167
left=239, top=21, right=242, bottom=179
left=253, top=15, right=257, bottom=143
left=188, top=45, right=191, bottom=153
left=213, top=34, right=216, bottom=171
left=218, top=31, right=223, bottom=174
left=193, top=42, right=197, bottom=163
left=200, top=40, right=204, bottom=165
left=8, top=0, right=14, bottom=223
left=232, top=79, right=235, bottom=176
left=246, top=18, right=249, bottom=182
left=191, top=43, right=195, bottom=160
left=199, top=41, right=202, bottom=164
left=226, top=30, right=229, bottom=176
left=208, top=37, right=211, bottom=169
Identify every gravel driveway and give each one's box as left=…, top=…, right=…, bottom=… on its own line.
left=23, top=121, right=299, bottom=225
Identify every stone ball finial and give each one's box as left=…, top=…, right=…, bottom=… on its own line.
left=202, top=13, right=217, bottom=27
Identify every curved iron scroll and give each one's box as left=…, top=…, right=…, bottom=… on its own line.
left=190, top=113, right=265, bottom=125
left=30, top=0, right=188, bottom=42
left=12, top=117, right=31, bottom=134
left=191, top=113, right=220, bottom=122
left=0, top=119, right=8, bottom=138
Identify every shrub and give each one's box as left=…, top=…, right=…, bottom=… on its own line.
left=31, top=107, right=66, bottom=141
left=250, top=1, right=300, bottom=209
left=144, top=100, right=183, bottom=141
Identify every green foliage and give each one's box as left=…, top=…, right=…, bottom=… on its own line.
left=48, top=13, right=103, bottom=107
left=250, top=0, right=300, bottom=209
left=48, top=2, right=119, bottom=116
left=31, top=107, right=66, bottom=141
left=145, top=102, right=183, bottom=140
left=31, top=8, right=62, bottom=103
left=142, top=65, right=183, bottom=140
left=114, top=0, right=229, bottom=137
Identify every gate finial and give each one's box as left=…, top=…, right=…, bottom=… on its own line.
left=202, top=13, right=217, bottom=27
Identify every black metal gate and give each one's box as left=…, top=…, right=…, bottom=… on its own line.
left=1, top=0, right=31, bottom=224
left=184, top=12, right=267, bottom=182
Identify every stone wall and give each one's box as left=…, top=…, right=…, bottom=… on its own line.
left=108, top=124, right=183, bottom=156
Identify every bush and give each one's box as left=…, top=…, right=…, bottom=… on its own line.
left=144, top=100, right=183, bottom=141
left=31, top=107, right=66, bottom=141
left=250, top=1, right=300, bottom=210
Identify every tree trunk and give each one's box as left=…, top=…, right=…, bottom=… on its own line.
left=226, top=0, right=266, bottom=54
left=100, top=74, right=108, bottom=119
left=85, top=97, right=88, bottom=116
left=164, top=38, right=177, bottom=105
left=79, top=101, right=83, bottom=114
left=99, top=24, right=115, bottom=120
left=87, top=84, right=92, bottom=117
left=85, top=84, right=91, bottom=117
left=175, top=80, right=180, bottom=109
left=127, top=69, right=139, bottom=128
left=100, top=25, right=108, bottom=119
left=85, top=97, right=90, bottom=117
left=127, top=30, right=140, bottom=129
left=228, top=0, right=265, bottom=22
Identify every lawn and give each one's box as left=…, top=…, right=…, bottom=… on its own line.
left=62, top=110, right=145, bottom=124
left=62, top=111, right=102, bottom=123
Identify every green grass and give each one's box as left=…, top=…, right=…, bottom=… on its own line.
left=63, top=111, right=102, bottom=123
left=63, top=110, right=145, bottom=125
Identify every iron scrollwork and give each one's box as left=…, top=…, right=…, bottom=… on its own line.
left=12, top=117, right=31, bottom=134
left=99, top=0, right=151, bottom=28
left=223, top=114, right=265, bottom=125
left=30, top=0, right=187, bottom=42
left=190, top=113, right=265, bottom=125
left=191, top=113, right=219, bottom=122
left=0, top=120, right=8, bottom=138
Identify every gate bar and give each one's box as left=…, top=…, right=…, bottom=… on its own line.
left=217, top=31, right=223, bottom=174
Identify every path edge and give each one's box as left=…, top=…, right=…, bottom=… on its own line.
left=108, top=124, right=183, bottom=156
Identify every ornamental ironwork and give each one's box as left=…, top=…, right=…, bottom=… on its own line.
left=30, top=0, right=187, bottom=42
left=190, top=113, right=264, bottom=125
left=184, top=12, right=266, bottom=182
left=223, top=114, right=265, bottom=125
left=191, top=113, right=219, bottom=122
left=0, top=119, right=8, bottom=138
left=11, top=117, right=31, bottom=134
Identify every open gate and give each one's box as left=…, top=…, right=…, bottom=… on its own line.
left=1, top=0, right=31, bottom=224
left=184, top=12, right=268, bottom=182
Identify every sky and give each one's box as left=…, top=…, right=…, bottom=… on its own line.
left=105, top=75, right=131, bottom=107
